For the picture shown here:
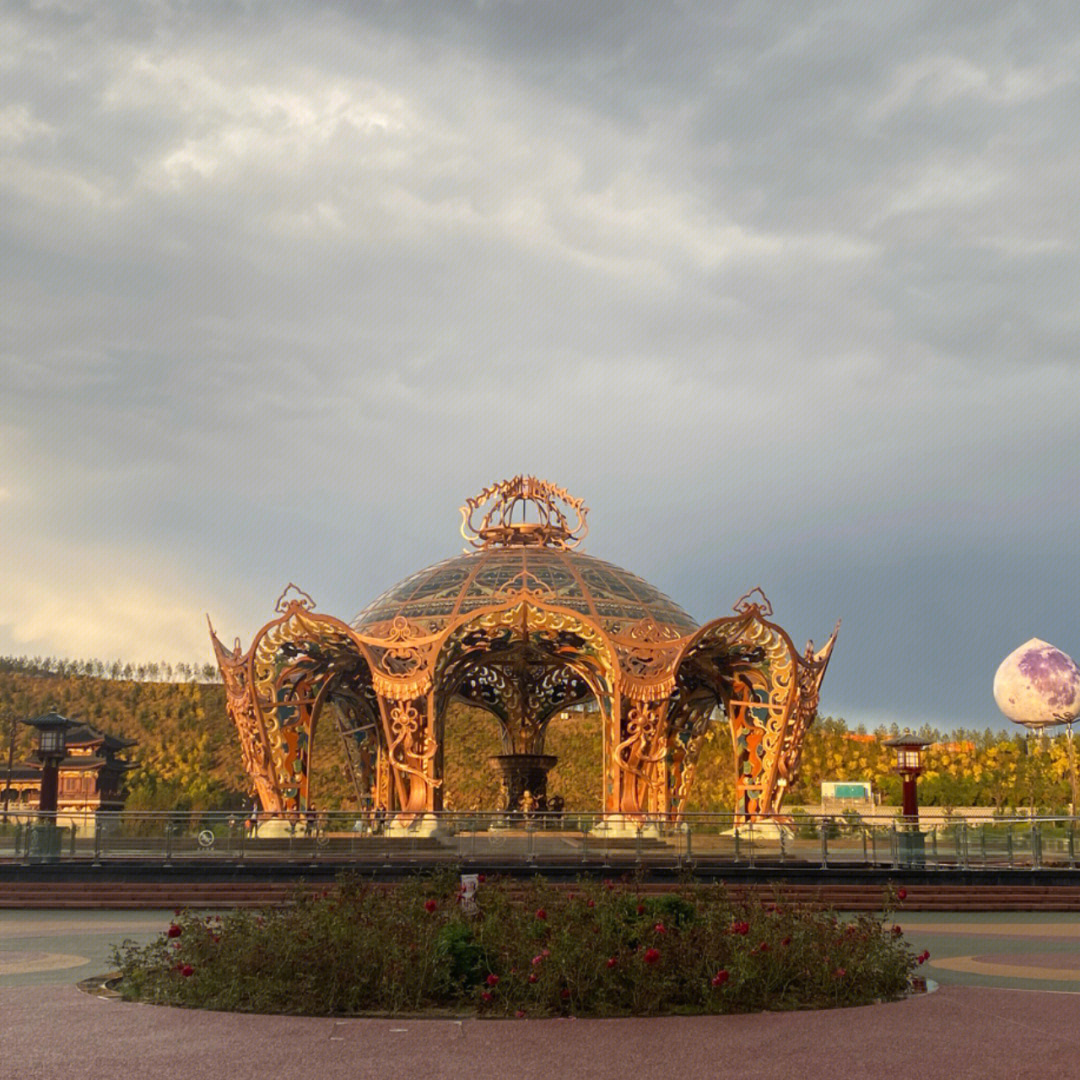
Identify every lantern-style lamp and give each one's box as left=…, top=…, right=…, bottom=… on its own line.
left=883, top=730, right=931, bottom=823
left=23, top=710, right=74, bottom=816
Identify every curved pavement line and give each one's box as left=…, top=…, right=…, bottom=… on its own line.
left=931, top=955, right=1080, bottom=981
left=0, top=952, right=88, bottom=975
left=901, top=922, right=1080, bottom=938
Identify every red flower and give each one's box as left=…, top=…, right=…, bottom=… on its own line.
left=560, top=988, right=571, bottom=999
left=606, top=957, right=618, bottom=968
left=653, top=922, right=666, bottom=935
left=535, top=908, right=547, bottom=920
left=897, top=887, right=907, bottom=901
left=486, top=973, right=500, bottom=987
left=917, top=950, right=930, bottom=965
left=477, top=874, right=486, bottom=883
left=514, top=1010, right=526, bottom=1019
left=757, top=942, right=770, bottom=953
left=531, top=954, right=544, bottom=966
left=180, top=964, right=194, bottom=977
left=567, top=892, right=575, bottom=900
left=833, top=967, right=846, bottom=978
left=780, top=936, right=791, bottom=947
left=528, top=973, right=538, bottom=984
left=424, top=899, right=438, bottom=913
left=481, top=991, right=493, bottom=1003
left=636, top=904, right=646, bottom=915
left=643, top=948, right=661, bottom=965
left=587, top=899, right=595, bottom=908
left=711, top=969, right=729, bottom=988
left=167, top=924, right=182, bottom=938
left=891, top=925, right=903, bottom=937
left=731, top=920, right=749, bottom=935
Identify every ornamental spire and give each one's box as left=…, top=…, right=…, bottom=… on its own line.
left=460, top=476, right=588, bottom=550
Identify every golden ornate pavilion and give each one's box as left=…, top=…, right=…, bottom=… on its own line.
left=210, top=477, right=837, bottom=826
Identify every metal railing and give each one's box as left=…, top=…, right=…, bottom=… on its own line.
left=1, top=810, right=1076, bottom=870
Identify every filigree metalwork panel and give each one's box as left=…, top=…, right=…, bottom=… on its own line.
left=212, top=480, right=837, bottom=826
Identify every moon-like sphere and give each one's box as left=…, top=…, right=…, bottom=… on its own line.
left=993, top=639, right=1080, bottom=728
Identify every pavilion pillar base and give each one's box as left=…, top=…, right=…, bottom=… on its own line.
left=251, top=816, right=305, bottom=838
left=589, top=814, right=661, bottom=839
left=385, top=813, right=446, bottom=837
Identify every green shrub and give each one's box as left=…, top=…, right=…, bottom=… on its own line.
left=111, top=872, right=919, bottom=1017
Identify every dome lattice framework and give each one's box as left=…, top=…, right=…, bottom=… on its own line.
left=210, top=477, right=838, bottom=824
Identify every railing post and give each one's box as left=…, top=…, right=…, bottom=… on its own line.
left=733, top=825, right=740, bottom=863
left=164, top=822, right=173, bottom=863
left=779, top=823, right=786, bottom=863
left=861, top=826, right=867, bottom=864
left=1069, top=819, right=1076, bottom=870
left=870, top=825, right=877, bottom=866
left=820, top=819, right=828, bottom=869
left=891, top=820, right=899, bottom=869
left=1007, top=828, right=1014, bottom=868
left=1032, top=821, right=1042, bottom=869
left=69, top=823, right=77, bottom=858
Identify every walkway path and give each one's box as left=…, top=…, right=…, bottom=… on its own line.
left=2, top=909, right=1078, bottom=1079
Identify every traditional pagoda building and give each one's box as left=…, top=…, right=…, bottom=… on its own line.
left=2, top=720, right=136, bottom=815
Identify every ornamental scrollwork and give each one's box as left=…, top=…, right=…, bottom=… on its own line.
left=211, top=478, right=838, bottom=826
left=461, top=475, right=588, bottom=550
left=275, top=583, right=316, bottom=614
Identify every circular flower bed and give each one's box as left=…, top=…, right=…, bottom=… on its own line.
left=111, top=873, right=920, bottom=1017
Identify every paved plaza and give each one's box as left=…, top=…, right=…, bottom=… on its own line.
left=2, top=908, right=1079, bottom=1079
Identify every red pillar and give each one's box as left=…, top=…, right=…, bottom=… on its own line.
left=900, top=774, right=918, bottom=821
left=39, top=758, right=60, bottom=815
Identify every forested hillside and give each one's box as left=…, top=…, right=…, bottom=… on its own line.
left=2, top=657, right=1075, bottom=813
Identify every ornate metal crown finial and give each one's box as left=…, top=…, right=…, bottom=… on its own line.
left=274, top=583, right=316, bottom=614
left=460, top=476, right=589, bottom=550
left=733, top=586, right=773, bottom=617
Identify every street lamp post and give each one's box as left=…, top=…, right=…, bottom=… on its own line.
left=883, top=730, right=930, bottom=823
left=3, top=714, right=16, bottom=823
left=22, top=709, right=74, bottom=860
left=883, top=730, right=931, bottom=867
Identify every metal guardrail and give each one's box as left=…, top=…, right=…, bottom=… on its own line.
left=0, top=810, right=1077, bottom=870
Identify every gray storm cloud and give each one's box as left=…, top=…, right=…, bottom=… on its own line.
left=1, top=1, right=1078, bottom=732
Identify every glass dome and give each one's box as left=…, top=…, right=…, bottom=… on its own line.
left=353, top=547, right=698, bottom=638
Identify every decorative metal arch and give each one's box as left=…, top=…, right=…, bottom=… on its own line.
left=210, top=482, right=838, bottom=826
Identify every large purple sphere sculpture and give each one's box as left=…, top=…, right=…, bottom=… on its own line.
left=993, top=638, right=1080, bottom=730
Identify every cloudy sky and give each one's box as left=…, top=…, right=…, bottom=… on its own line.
left=2, top=1, right=1078, bottom=734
